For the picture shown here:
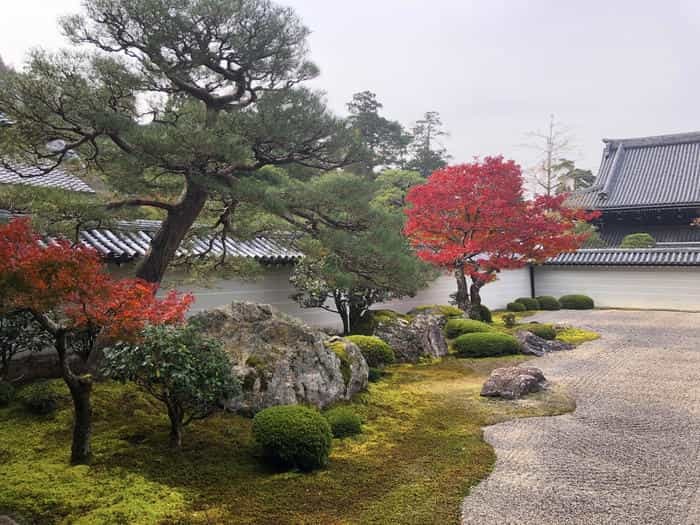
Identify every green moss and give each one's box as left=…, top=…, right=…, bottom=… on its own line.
left=557, top=327, right=600, bottom=345
left=0, top=359, right=575, bottom=524
left=326, top=341, right=352, bottom=386
left=352, top=309, right=412, bottom=335
left=409, top=304, right=464, bottom=318
left=523, top=323, right=557, bottom=340
left=345, top=335, right=395, bottom=367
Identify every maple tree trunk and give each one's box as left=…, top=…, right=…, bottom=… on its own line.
left=454, top=265, right=470, bottom=312
left=136, top=179, right=208, bottom=284
left=167, top=401, right=184, bottom=449
left=56, top=332, right=93, bottom=465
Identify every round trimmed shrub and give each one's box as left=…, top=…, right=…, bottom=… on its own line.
left=559, top=294, right=594, bottom=310
left=345, top=335, right=395, bottom=368
left=507, top=302, right=526, bottom=312
left=444, top=319, right=492, bottom=339
left=453, top=332, right=521, bottom=358
left=252, top=405, right=332, bottom=471
left=17, top=381, right=64, bottom=415
left=473, top=304, right=492, bottom=323
left=0, top=381, right=15, bottom=407
left=323, top=407, right=362, bottom=438
left=524, top=323, right=556, bottom=340
left=515, top=297, right=540, bottom=310
left=536, top=296, right=561, bottom=311
left=620, top=232, right=655, bottom=248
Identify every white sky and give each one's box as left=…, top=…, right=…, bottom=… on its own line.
left=2, top=0, right=700, bottom=174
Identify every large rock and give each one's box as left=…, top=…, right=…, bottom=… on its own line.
left=515, top=330, right=574, bottom=357
left=481, top=366, right=547, bottom=399
left=374, top=313, right=448, bottom=363
left=190, top=302, right=368, bottom=415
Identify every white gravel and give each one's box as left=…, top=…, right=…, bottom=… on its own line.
left=461, top=309, right=700, bottom=525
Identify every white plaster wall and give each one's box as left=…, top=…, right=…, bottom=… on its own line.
left=534, top=266, right=700, bottom=311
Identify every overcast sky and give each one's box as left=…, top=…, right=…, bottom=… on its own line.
left=2, top=0, right=700, bottom=173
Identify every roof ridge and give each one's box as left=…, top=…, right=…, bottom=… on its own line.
left=603, top=131, right=700, bottom=149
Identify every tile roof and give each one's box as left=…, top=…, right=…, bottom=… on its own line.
left=567, top=131, right=700, bottom=210
left=598, top=224, right=700, bottom=246
left=546, top=247, right=700, bottom=266
left=0, top=163, right=95, bottom=193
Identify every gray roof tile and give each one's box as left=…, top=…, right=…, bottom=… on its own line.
left=546, top=247, right=700, bottom=266
left=0, top=163, right=95, bottom=193
left=567, top=132, right=700, bottom=210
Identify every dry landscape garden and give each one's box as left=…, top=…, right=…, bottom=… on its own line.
left=4, top=1, right=697, bottom=524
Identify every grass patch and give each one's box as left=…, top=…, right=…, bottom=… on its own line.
left=0, top=357, right=575, bottom=525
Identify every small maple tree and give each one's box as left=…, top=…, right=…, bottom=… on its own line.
left=404, top=157, right=598, bottom=319
left=0, top=218, right=192, bottom=463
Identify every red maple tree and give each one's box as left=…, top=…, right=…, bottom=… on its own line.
left=404, top=157, right=598, bottom=318
left=0, top=218, right=193, bottom=463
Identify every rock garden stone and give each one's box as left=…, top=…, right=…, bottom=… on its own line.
left=190, top=302, right=368, bottom=415
left=481, top=366, right=547, bottom=399
left=374, top=313, right=448, bottom=363
left=515, top=330, right=573, bottom=357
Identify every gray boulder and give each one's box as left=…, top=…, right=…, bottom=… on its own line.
left=374, top=313, right=448, bottom=363
left=481, top=366, right=547, bottom=399
left=190, top=302, right=368, bottom=415
left=515, top=330, right=574, bottom=357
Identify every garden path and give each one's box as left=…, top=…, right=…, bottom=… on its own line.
left=461, top=309, right=700, bottom=525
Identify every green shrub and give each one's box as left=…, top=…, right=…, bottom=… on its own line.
left=453, top=333, right=521, bottom=358
left=502, top=313, right=517, bottom=328
left=620, top=232, right=655, bottom=248
left=444, top=319, right=492, bottom=339
left=559, top=294, right=594, bottom=310
left=17, top=381, right=65, bottom=415
left=515, top=297, right=540, bottom=310
left=368, top=367, right=384, bottom=382
left=0, top=381, right=15, bottom=406
left=323, top=407, right=362, bottom=438
left=252, top=405, right=332, bottom=471
left=536, top=296, right=560, bottom=310
left=524, top=323, right=556, bottom=340
left=345, top=335, right=395, bottom=368
left=506, top=302, right=526, bottom=312
left=472, top=304, right=492, bottom=323
left=408, top=304, right=464, bottom=318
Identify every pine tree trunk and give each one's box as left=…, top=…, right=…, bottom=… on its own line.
left=348, top=303, right=366, bottom=335
left=334, top=292, right=350, bottom=335
left=136, top=179, right=209, bottom=284
left=454, top=264, right=470, bottom=312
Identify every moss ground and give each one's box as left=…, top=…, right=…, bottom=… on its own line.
left=0, top=354, right=577, bottom=525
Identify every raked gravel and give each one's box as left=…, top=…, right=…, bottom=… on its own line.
left=461, top=309, right=700, bottom=525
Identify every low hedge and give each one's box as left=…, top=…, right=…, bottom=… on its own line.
left=252, top=405, right=332, bottom=471
left=559, top=294, right=594, bottom=310
left=323, top=407, right=362, bottom=438
left=535, top=296, right=560, bottom=310
left=444, top=319, right=492, bottom=339
left=506, top=302, right=526, bottom=312
left=473, top=304, right=492, bottom=323
left=524, top=323, right=556, bottom=340
left=453, top=332, right=521, bottom=358
left=515, top=297, right=540, bottom=310
left=345, top=335, right=395, bottom=368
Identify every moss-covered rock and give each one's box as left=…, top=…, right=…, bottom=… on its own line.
left=345, top=335, right=395, bottom=368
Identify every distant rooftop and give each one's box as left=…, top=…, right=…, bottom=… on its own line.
left=0, top=163, right=95, bottom=193
left=546, top=247, right=700, bottom=266
left=568, top=131, right=700, bottom=211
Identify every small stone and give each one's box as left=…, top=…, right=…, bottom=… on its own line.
left=481, top=366, right=547, bottom=399
left=515, top=330, right=574, bottom=357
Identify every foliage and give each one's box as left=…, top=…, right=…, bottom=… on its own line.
left=346, top=91, right=411, bottom=174
left=502, top=313, right=517, bottom=328
left=474, top=304, right=493, bottom=323
left=444, top=319, right=493, bottom=339
left=371, top=170, right=425, bottom=210
left=556, top=327, right=600, bottom=345
left=102, top=324, right=238, bottom=448
left=409, top=304, right=464, bottom=318
left=405, top=111, right=450, bottom=177
left=404, top=157, right=599, bottom=318
left=536, top=296, right=561, bottom=310
left=559, top=294, right=595, bottom=310
left=345, top=335, right=395, bottom=368
left=252, top=405, right=332, bottom=472
left=0, top=0, right=356, bottom=284
left=515, top=297, right=540, bottom=310
left=523, top=323, right=556, bottom=340
left=17, top=380, right=67, bottom=415
left=323, top=407, right=363, bottom=438
left=507, top=302, right=526, bottom=312
left=574, top=221, right=607, bottom=248
left=325, top=340, right=352, bottom=386
left=453, top=333, right=521, bottom=358
left=0, top=381, right=15, bottom=406
left=0, top=357, right=576, bottom=524
left=620, top=232, right=656, bottom=248
left=0, top=311, right=51, bottom=381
